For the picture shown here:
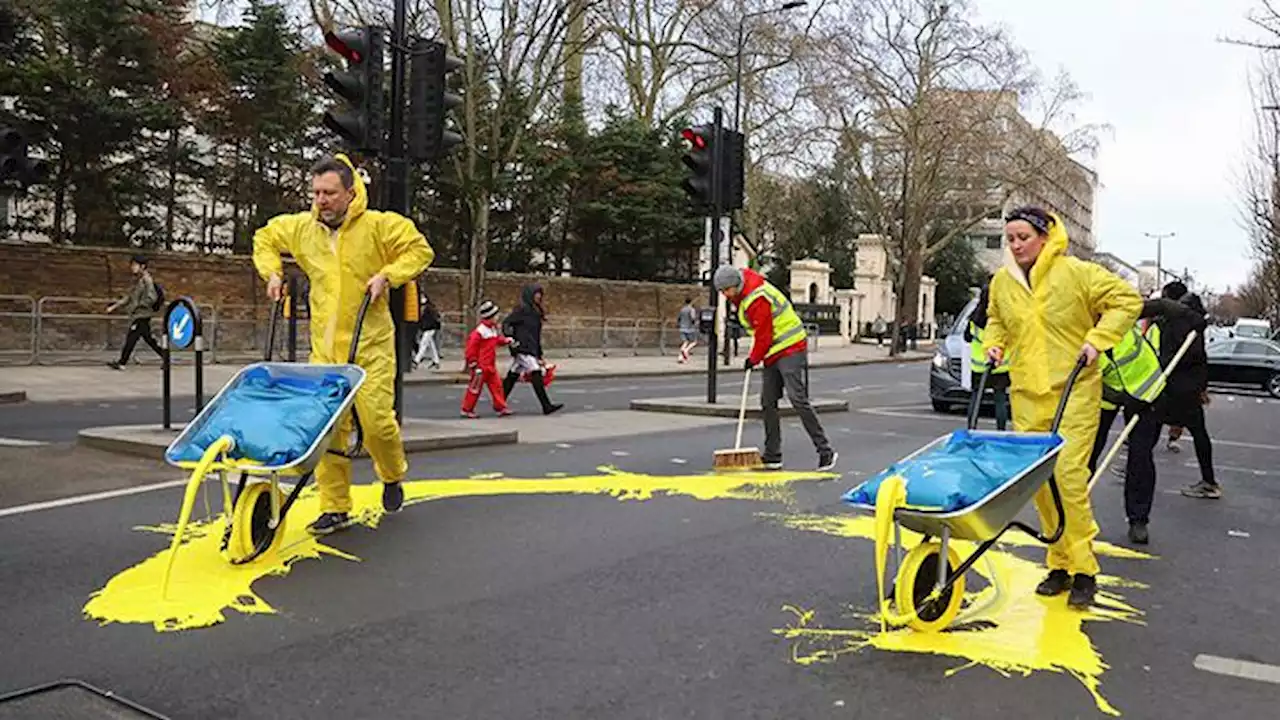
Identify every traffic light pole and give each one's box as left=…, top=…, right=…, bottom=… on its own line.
left=707, top=107, right=724, bottom=405
left=388, top=0, right=409, bottom=422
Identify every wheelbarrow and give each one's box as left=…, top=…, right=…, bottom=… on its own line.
left=157, top=292, right=374, bottom=596
left=841, top=358, right=1088, bottom=632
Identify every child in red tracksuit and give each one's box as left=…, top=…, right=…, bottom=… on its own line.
left=462, top=300, right=513, bottom=418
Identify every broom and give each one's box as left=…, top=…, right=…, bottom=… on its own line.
left=713, top=366, right=765, bottom=471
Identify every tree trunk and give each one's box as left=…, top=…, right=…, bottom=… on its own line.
left=890, top=242, right=924, bottom=356
left=165, top=127, right=178, bottom=250
left=52, top=154, right=67, bottom=244
left=468, top=194, right=490, bottom=311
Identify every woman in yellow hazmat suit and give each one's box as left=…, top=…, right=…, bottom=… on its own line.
left=983, top=206, right=1141, bottom=609
left=253, top=155, right=434, bottom=535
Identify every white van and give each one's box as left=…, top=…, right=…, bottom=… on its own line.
left=1232, top=318, right=1273, bottom=340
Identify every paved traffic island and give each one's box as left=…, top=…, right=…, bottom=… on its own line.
left=77, top=418, right=517, bottom=460
left=629, top=395, right=848, bottom=418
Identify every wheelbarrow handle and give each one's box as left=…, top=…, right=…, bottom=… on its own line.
left=348, top=290, right=373, bottom=365
left=1049, top=354, right=1089, bottom=436
left=264, top=298, right=281, bottom=361
left=966, top=362, right=991, bottom=431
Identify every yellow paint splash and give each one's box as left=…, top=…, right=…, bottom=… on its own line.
left=767, top=513, right=1153, bottom=716
left=84, top=467, right=831, bottom=633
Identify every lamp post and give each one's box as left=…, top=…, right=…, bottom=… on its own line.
left=733, top=1, right=808, bottom=133
left=1143, top=231, right=1175, bottom=288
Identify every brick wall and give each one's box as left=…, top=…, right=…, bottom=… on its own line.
left=0, top=244, right=704, bottom=324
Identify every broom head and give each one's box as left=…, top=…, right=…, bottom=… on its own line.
left=713, top=446, right=764, bottom=471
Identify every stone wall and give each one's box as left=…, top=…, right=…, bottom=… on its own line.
left=0, top=244, right=704, bottom=324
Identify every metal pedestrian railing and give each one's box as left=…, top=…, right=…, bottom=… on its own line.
left=0, top=295, right=697, bottom=365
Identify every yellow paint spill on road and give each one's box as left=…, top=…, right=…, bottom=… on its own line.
left=84, top=468, right=830, bottom=633
left=768, top=513, right=1153, bottom=716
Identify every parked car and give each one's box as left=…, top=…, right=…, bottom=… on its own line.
left=1231, top=318, right=1273, bottom=340
left=928, top=296, right=996, bottom=413
left=1206, top=337, right=1280, bottom=398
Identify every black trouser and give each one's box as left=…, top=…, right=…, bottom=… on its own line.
left=968, top=373, right=1010, bottom=431
left=1174, top=402, right=1217, bottom=487
left=1122, top=411, right=1163, bottom=524
left=502, top=370, right=556, bottom=413
left=1088, top=406, right=1132, bottom=473
left=119, top=318, right=163, bottom=364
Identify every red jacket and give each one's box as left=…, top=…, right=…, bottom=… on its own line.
left=465, top=320, right=511, bottom=372
left=738, top=268, right=806, bottom=367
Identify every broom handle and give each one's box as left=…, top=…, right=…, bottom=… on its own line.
left=734, top=366, right=752, bottom=450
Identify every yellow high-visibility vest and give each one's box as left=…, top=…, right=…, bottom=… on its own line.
left=1100, top=325, right=1164, bottom=411
left=737, top=280, right=807, bottom=358
left=969, top=322, right=1009, bottom=374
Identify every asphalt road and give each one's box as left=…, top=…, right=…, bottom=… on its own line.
left=1, top=363, right=1278, bottom=719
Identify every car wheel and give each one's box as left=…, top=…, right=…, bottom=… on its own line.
left=931, top=399, right=950, bottom=413
left=1266, top=372, right=1280, bottom=399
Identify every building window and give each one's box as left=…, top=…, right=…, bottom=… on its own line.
left=985, top=236, right=1002, bottom=250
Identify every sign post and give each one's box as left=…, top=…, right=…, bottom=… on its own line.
left=162, top=298, right=204, bottom=429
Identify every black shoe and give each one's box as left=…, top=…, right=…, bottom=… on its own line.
left=382, top=481, right=404, bottom=513
left=1068, top=574, right=1097, bottom=609
left=107, top=361, right=123, bottom=370
left=1127, top=521, right=1149, bottom=545
left=542, top=403, right=564, bottom=416
left=762, top=458, right=784, bottom=471
left=817, top=451, right=838, bottom=472
left=307, top=512, right=351, bottom=536
left=1036, top=569, right=1072, bottom=597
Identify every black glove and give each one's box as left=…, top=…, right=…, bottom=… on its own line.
left=743, top=358, right=756, bottom=371
left=1121, top=396, right=1153, bottom=417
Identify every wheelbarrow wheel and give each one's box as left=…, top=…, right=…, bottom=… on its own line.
left=227, top=482, right=286, bottom=562
left=895, top=542, right=965, bottom=632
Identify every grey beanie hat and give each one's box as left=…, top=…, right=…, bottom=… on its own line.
left=478, top=300, right=499, bottom=319
left=713, top=265, right=743, bottom=291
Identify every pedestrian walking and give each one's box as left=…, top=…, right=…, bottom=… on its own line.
left=1141, top=283, right=1220, bottom=499
left=713, top=265, right=837, bottom=472
left=677, top=297, right=699, bottom=363
left=105, top=255, right=164, bottom=370
left=461, top=301, right=512, bottom=418
left=413, top=287, right=442, bottom=370
left=982, top=206, right=1141, bottom=608
left=502, top=284, right=563, bottom=415
left=253, top=154, right=434, bottom=534
left=963, top=281, right=1011, bottom=431
left=872, top=315, right=887, bottom=345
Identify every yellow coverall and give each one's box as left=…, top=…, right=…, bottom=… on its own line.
left=252, top=155, right=434, bottom=513
left=983, top=216, right=1141, bottom=576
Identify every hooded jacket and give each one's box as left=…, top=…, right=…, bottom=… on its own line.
left=503, top=284, right=545, bottom=358
left=1141, top=295, right=1209, bottom=397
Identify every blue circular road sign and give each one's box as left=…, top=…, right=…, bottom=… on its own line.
left=167, top=303, right=195, bottom=350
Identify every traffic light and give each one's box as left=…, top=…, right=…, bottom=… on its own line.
left=409, top=39, right=464, bottom=161
left=720, top=129, right=745, bottom=211
left=680, top=125, right=716, bottom=208
left=0, top=125, right=46, bottom=189
left=322, top=26, right=385, bottom=154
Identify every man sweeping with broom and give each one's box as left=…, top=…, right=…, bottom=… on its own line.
left=713, top=265, right=838, bottom=472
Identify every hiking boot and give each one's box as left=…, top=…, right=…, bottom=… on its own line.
left=1068, top=574, right=1097, bottom=609
left=1127, top=521, right=1149, bottom=545
left=817, top=451, right=839, bottom=472
left=1181, top=482, right=1222, bottom=499
left=307, top=512, right=351, bottom=536
left=382, top=481, right=404, bottom=513
left=1036, top=569, right=1072, bottom=597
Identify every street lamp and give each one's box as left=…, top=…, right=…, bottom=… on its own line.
left=1143, top=231, right=1175, bottom=286
left=733, top=1, right=808, bottom=133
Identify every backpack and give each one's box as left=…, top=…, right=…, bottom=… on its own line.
left=151, top=283, right=165, bottom=312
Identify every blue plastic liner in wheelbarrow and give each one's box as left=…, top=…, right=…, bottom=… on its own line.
left=842, top=430, right=1061, bottom=512
left=170, top=367, right=354, bottom=466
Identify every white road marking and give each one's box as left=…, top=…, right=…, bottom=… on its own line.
left=1228, top=529, right=1251, bottom=538
left=1194, top=654, right=1280, bottom=685
left=670, top=458, right=688, bottom=464
left=0, top=479, right=188, bottom=518
left=555, top=443, right=573, bottom=449
left=839, top=386, right=863, bottom=394
left=0, top=437, right=47, bottom=447
left=1197, top=462, right=1271, bottom=477
left=1215, top=439, right=1280, bottom=452
left=611, top=450, right=630, bottom=457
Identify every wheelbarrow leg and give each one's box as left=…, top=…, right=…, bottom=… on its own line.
left=938, top=526, right=951, bottom=592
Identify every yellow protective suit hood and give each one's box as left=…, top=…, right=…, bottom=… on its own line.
left=253, top=154, right=434, bottom=513
left=983, top=213, right=1141, bottom=576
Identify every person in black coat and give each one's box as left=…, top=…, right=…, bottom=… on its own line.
left=1139, top=281, right=1219, bottom=499
left=502, top=284, right=563, bottom=415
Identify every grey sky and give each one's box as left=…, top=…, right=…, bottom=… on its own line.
left=974, top=0, right=1260, bottom=291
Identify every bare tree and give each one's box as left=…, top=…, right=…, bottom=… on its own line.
left=808, top=0, right=1098, bottom=354
left=1235, top=43, right=1280, bottom=324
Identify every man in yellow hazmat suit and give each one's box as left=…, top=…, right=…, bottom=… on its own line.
left=984, top=206, right=1141, bottom=609
left=253, top=155, right=434, bottom=535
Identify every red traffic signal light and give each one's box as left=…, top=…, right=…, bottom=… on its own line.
left=680, top=125, right=715, bottom=207
left=321, top=26, right=385, bottom=154
left=324, top=29, right=364, bottom=63
left=681, top=127, right=706, bottom=150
